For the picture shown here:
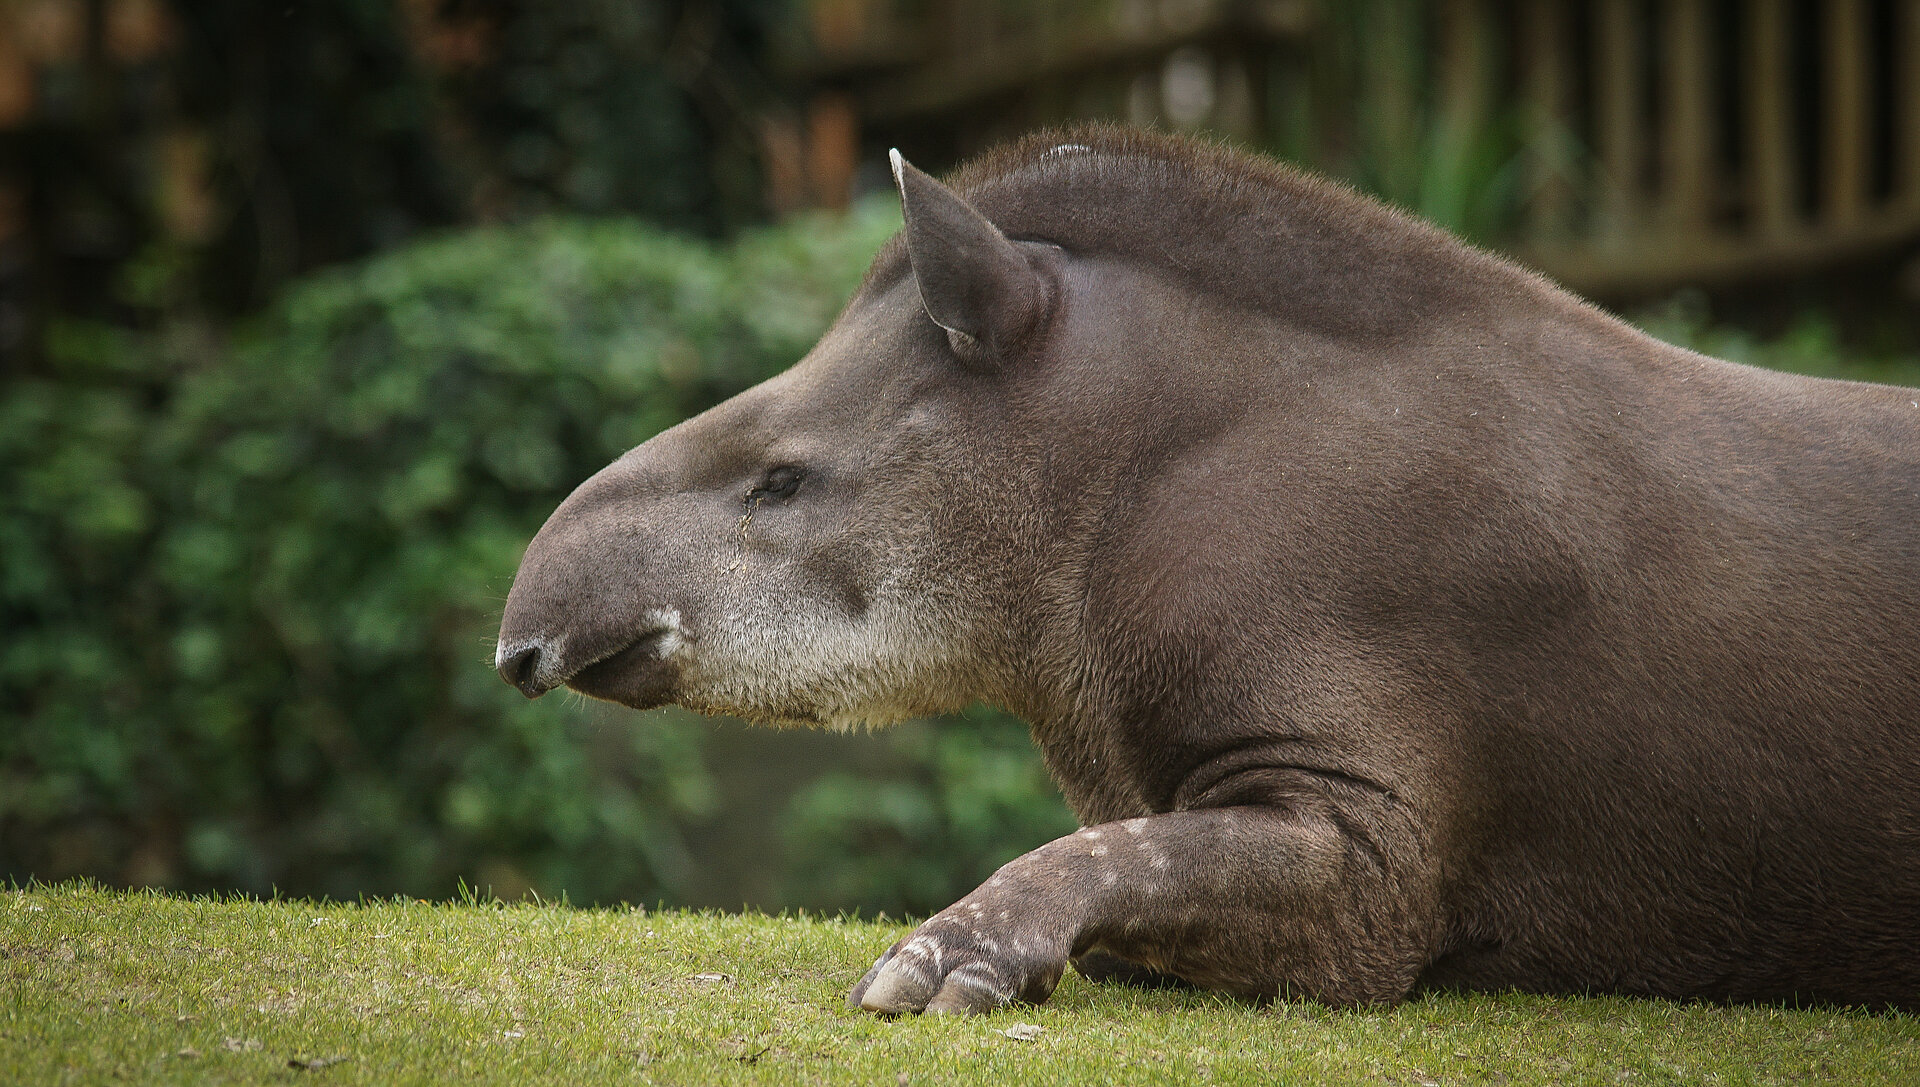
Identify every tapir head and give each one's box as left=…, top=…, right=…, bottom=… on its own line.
left=495, top=152, right=1080, bottom=729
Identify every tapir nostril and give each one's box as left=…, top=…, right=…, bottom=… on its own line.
left=497, top=644, right=547, bottom=698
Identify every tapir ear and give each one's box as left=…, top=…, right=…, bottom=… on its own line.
left=891, top=149, right=1044, bottom=363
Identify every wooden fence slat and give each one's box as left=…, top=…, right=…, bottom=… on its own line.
left=1427, top=0, right=1487, bottom=228
left=1662, top=0, right=1714, bottom=235
left=1745, top=0, right=1796, bottom=236
left=805, top=92, right=857, bottom=210
left=1437, top=0, right=1485, bottom=139
left=1824, top=0, right=1871, bottom=226
left=1362, top=0, right=1422, bottom=200
left=1523, top=0, right=1573, bottom=237
left=1904, top=0, right=1920, bottom=207
left=1593, top=0, right=1643, bottom=243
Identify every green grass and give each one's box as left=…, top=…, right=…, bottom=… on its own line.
left=5, top=883, right=1914, bottom=1085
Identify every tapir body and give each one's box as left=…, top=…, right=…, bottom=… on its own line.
left=497, top=128, right=1920, bottom=1012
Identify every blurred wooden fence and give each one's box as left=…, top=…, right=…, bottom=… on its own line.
left=784, top=0, right=1920, bottom=296
left=5, top=0, right=1915, bottom=323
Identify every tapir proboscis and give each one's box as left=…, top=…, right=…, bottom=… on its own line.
left=496, top=127, right=1920, bottom=1013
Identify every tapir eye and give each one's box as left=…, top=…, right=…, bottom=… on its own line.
left=749, top=465, right=805, bottom=503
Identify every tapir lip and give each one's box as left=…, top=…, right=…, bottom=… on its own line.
left=565, top=625, right=681, bottom=707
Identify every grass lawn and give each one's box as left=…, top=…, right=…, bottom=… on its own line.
left=5, top=882, right=1914, bottom=1085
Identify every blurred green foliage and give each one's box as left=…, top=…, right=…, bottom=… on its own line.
left=1635, top=291, right=1920, bottom=389
left=438, top=0, right=787, bottom=231
left=5, top=199, right=1070, bottom=907
left=6, top=0, right=791, bottom=360
left=779, top=706, right=1077, bottom=917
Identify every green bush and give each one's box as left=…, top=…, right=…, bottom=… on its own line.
left=2, top=203, right=931, bottom=904
left=1634, top=294, right=1920, bottom=388
left=778, top=707, right=1078, bottom=917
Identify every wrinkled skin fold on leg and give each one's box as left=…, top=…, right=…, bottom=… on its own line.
left=847, top=805, right=1434, bottom=1015
left=1069, top=950, right=1193, bottom=990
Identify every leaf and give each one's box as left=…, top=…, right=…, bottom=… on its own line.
left=995, top=1023, right=1044, bottom=1042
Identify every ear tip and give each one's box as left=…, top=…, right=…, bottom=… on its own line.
left=889, top=148, right=906, bottom=187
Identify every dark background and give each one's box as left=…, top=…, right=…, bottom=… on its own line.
left=5, top=0, right=1918, bottom=913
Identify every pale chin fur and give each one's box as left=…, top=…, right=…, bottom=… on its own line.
left=640, top=607, right=686, bottom=661
left=671, top=588, right=973, bottom=733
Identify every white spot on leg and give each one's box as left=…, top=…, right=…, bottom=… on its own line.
left=945, top=963, right=1010, bottom=1000
left=883, top=955, right=934, bottom=988
left=904, top=935, right=944, bottom=974
left=1124, top=818, right=1148, bottom=835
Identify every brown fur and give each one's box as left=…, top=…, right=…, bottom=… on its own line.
left=499, top=126, right=1920, bottom=1012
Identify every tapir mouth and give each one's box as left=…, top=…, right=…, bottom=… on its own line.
left=564, top=623, right=682, bottom=707
left=573, top=627, right=671, bottom=683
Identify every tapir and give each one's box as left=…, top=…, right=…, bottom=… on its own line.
left=496, top=127, right=1920, bottom=1013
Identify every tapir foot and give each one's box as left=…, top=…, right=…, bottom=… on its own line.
left=847, top=904, right=1069, bottom=1015
left=1071, top=950, right=1195, bottom=990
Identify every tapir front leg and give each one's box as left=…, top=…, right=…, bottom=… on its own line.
left=848, top=804, right=1436, bottom=1014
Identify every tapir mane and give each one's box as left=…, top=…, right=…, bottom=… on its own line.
left=868, top=124, right=1579, bottom=343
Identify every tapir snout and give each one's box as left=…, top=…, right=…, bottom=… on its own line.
left=494, top=456, right=696, bottom=707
